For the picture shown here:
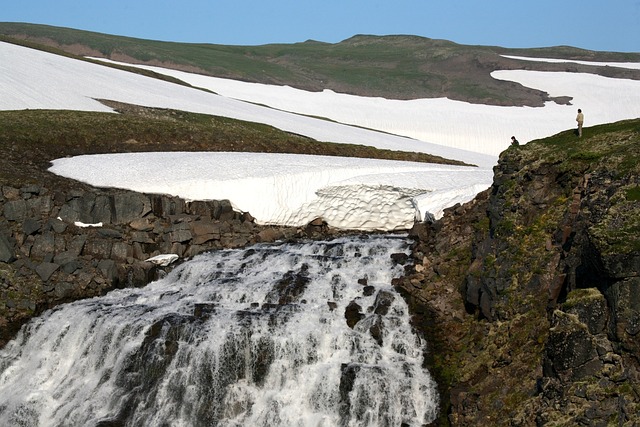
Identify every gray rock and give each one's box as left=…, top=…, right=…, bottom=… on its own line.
left=36, top=262, right=60, bottom=281
left=131, top=232, right=155, bottom=244
left=58, top=193, right=96, bottom=223
left=169, top=230, right=192, bottom=243
left=169, top=214, right=196, bottom=225
left=30, top=232, right=55, bottom=259
left=373, top=290, right=395, bottom=315
left=602, top=252, right=640, bottom=280
left=97, top=228, right=123, bottom=239
left=54, top=281, right=76, bottom=299
left=169, top=220, right=192, bottom=232
left=129, top=218, right=154, bottom=231
left=23, top=218, right=41, bottom=236
left=113, top=193, right=150, bottom=224
left=3, top=199, right=27, bottom=221
left=191, top=220, right=221, bottom=244
left=91, top=195, right=113, bottom=224
left=218, top=205, right=237, bottom=221
left=57, top=203, right=81, bottom=223
left=111, top=242, right=132, bottom=260
left=169, top=242, right=187, bottom=257
left=132, top=242, right=147, bottom=260
left=151, top=195, right=184, bottom=218
left=604, top=277, right=640, bottom=353
left=83, top=239, right=112, bottom=259
left=0, top=231, right=16, bottom=263
left=48, top=217, right=68, bottom=233
left=98, top=259, right=117, bottom=283
left=62, top=260, right=81, bottom=274
left=256, top=228, right=284, bottom=243
left=67, top=235, right=87, bottom=256
left=53, top=251, right=81, bottom=274
left=184, top=244, right=206, bottom=258
left=26, top=196, right=52, bottom=217
left=21, top=185, right=42, bottom=196
left=186, top=200, right=212, bottom=218
left=53, top=251, right=78, bottom=266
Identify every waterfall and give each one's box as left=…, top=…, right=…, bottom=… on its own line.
left=0, top=235, right=438, bottom=427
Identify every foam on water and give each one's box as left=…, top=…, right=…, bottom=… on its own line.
left=0, top=235, right=438, bottom=427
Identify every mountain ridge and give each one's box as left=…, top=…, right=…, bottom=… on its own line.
left=2, top=22, right=640, bottom=106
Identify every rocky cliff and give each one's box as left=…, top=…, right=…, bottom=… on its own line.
left=0, top=181, right=342, bottom=348
left=397, top=118, right=640, bottom=425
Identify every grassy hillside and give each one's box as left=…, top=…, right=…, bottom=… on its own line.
left=0, top=101, right=468, bottom=188
left=2, top=22, right=639, bottom=106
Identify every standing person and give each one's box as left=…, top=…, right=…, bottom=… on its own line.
left=576, top=109, right=584, bottom=137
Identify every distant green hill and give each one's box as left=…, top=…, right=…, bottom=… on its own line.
left=2, top=22, right=639, bottom=106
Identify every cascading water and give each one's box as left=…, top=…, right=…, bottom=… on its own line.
left=0, top=235, right=438, bottom=427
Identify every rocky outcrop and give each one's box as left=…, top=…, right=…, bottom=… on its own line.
left=396, top=122, right=640, bottom=426
left=0, top=183, right=333, bottom=348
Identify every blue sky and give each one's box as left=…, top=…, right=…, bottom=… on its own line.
left=3, top=0, right=639, bottom=52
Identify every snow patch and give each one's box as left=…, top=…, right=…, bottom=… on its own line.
left=146, top=254, right=179, bottom=266
left=49, top=152, right=493, bottom=231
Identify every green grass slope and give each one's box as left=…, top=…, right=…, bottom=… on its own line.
left=0, top=101, right=468, bottom=188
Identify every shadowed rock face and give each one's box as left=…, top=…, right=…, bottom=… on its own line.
left=395, top=123, right=640, bottom=425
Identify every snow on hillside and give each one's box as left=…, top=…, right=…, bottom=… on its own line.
left=0, top=41, right=491, bottom=167
left=49, top=152, right=491, bottom=230
left=2, top=41, right=639, bottom=230
left=93, top=56, right=640, bottom=157
left=501, top=55, right=640, bottom=70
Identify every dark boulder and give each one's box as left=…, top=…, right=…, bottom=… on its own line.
left=30, top=232, right=55, bottom=259
left=53, top=251, right=81, bottom=274
left=48, top=217, right=67, bottom=233
left=544, top=309, right=599, bottom=382
left=265, top=264, right=310, bottom=305
left=339, top=363, right=360, bottom=422
left=112, top=193, right=151, bottom=224
left=368, top=315, right=385, bottom=345
left=35, top=262, right=59, bottom=281
left=22, top=218, right=41, bottom=236
left=604, top=277, right=640, bottom=354
left=372, top=290, right=395, bottom=316
left=3, top=199, right=27, bottom=221
left=0, top=231, right=15, bottom=263
left=345, top=301, right=364, bottom=329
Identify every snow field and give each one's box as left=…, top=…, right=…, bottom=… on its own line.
left=3, top=41, right=639, bottom=230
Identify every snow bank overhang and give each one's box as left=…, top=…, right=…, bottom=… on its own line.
left=48, top=152, right=494, bottom=231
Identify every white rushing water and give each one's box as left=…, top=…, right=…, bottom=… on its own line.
left=0, top=235, right=438, bottom=427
